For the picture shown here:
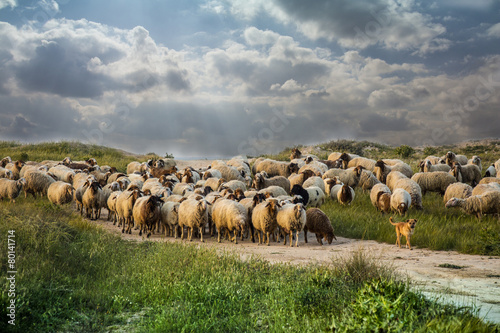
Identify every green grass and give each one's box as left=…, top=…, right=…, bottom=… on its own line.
left=0, top=141, right=152, bottom=173
left=322, top=189, right=500, bottom=256
left=1, top=198, right=497, bottom=332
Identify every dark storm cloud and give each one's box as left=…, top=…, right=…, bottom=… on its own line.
left=14, top=41, right=114, bottom=98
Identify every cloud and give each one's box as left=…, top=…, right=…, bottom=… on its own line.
left=0, top=16, right=498, bottom=156
left=0, top=0, right=16, bottom=10
left=224, top=0, right=450, bottom=55
left=486, top=23, right=500, bottom=38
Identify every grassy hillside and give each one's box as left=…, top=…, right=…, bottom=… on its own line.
left=0, top=141, right=154, bottom=173
left=0, top=199, right=496, bottom=332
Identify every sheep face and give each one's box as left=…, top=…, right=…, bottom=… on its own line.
left=288, top=163, right=299, bottom=175
left=445, top=197, right=461, bottom=208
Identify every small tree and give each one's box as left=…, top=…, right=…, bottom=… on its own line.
left=165, top=152, right=174, bottom=159
left=394, top=145, right=415, bottom=158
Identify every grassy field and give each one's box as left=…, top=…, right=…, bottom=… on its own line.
left=1, top=198, right=497, bottom=332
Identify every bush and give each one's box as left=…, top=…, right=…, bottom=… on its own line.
left=423, top=146, right=438, bottom=156
left=395, top=145, right=415, bottom=158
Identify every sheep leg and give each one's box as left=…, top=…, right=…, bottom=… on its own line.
left=199, top=227, right=204, bottom=242
left=233, top=230, right=238, bottom=244
left=295, top=230, right=300, bottom=247
left=303, top=228, right=308, bottom=243
left=316, top=233, right=323, bottom=245
left=257, top=231, right=262, bottom=245
left=266, top=232, right=270, bottom=246
left=181, top=226, right=185, bottom=240
left=217, top=227, right=222, bottom=243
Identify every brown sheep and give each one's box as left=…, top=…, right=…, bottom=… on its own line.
left=304, top=208, right=337, bottom=245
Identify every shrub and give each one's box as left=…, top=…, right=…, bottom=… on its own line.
left=395, top=145, right=415, bottom=158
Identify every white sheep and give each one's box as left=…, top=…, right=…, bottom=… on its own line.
left=393, top=178, right=423, bottom=210
left=172, top=182, right=194, bottom=196
left=211, top=160, right=245, bottom=181
left=160, top=201, right=180, bottom=238
left=370, top=184, right=391, bottom=206
left=322, top=166, right=363, bottom=188
left=386, top=171, right=408, bottom=192
left=251, top=198, right=281, bottom=246
left=100, top=182, right=121, bottom=215
left=305, top=186, right=326, bottom=208
left=219, top=180, right=248, bottom=193
left=358, top=169, right=380, bottom=191
left=423, top=159, right=450, bottom=173
left=471, top=183, right=500, bottom=196
left=127, top=161, right=148, bottom=174
left=203, top=169, right=222, bottom=180
left=288, top=169, right=316, bottom=189
left=276, top=203, right=306, bottom=247
left=0, top=167, right=13, bottom=179
left=48, top=165, right=76, bottom=184
left=425, top=155, right=445, bottom=165
left=227, top=157, right=251, bottom=178
left=484, top=164, right=497, bottom=178
left=212, top=198, right=248, bottom=244
left=253, top=172, right=290, bottom=194
left=302, top=176, right=326, bottom=194
left=479, top=177, right=500, bottom=185
left=495, top=159, right=500, bottom=177
left=373, top=160, right=413, bottom=183
left=5, top=160, right=24, bottom=180
left=443, top=183, right=473, bottom=203
left=107, top=191, right=122, bottom=224
left=47, top=181, right=74, bottom=205
left=178, top=198, right=209, bottom=242
left=411, top=172, right=456, bottom=195
left=445, top=151, right=468, bottom=167
left=468, top=156, right=482, bottom=172
left=347, top=157, right=376, bottom=171
left=116, top=188, right=142, bottom=234
left=23, top=170, right=56, bottom=198
left=391, top=188, right=411, bottom=216
left=82, top=180, right=103, bottom=220
left=449, top=163, right=482, bottom=186
left=445, top=191, right=500, bottom=218
left=370, top=183, right=391, bottom=214
left=258, top=185, right=288, bottom=198
left=0, top=178, right=26, bottom=203
left=253, top=159, right=300, bottom=178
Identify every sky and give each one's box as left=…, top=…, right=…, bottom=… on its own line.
left=0, top=0, right=499, bottom=158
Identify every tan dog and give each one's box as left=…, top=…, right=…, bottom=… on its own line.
left=389, top=216, right=417, bottom=250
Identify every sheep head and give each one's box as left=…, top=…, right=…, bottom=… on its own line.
left=419, top=160, right=426, bottom=172
left=304, top=156, right=314, bottom=164
left=353, top=166, right=363, bottom=178
left=288, top=163, right=300, bottom=175
left=445, top=197, right=463, bottom=208
left=294, top=204, right=304, bottom=220
left=290, top=148, right=302, bottom=160
left=252, top=173, right=264, bottom=189
left=301, top=169, right=315, bottom=181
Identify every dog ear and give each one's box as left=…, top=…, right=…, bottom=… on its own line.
left=406, top=219, right=410, bottom=222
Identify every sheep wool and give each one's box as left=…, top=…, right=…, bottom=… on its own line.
left=24, top=170, right=56, bottom=198
left=445, top=191, right=500, bottom=218
left=212, top=199, right=248, bottom=244
left=370, top=183, right=391, bottom=208
left=251, top=199, right=281, bottom=246
left=391, top=188, right=411, bottom=216
left=411, top=172, right=456, bottom=195
left=393, top=178, right=423, bottom=210
left=178, top=198, right=209, bottom=242
left=47, top=181, right=74, bottom=205
left=443, top=183, right=473, bottom=203
left=337, top=184, right=355, bottom=205
left=276, top=203, right=306, bottom=247
left=471, top=183, right=500, bottom=196
left=304, top=208, right=337, bottom=245
left=0, top=178, right=26, bottom=203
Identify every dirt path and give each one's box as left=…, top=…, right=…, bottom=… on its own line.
left=96, top=159, right=500, bottom=323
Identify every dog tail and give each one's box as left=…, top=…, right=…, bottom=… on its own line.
left=389, top=216, right=398, bottom=225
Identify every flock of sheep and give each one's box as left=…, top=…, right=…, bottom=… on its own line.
left=0, top=147, right=499, bottom=247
